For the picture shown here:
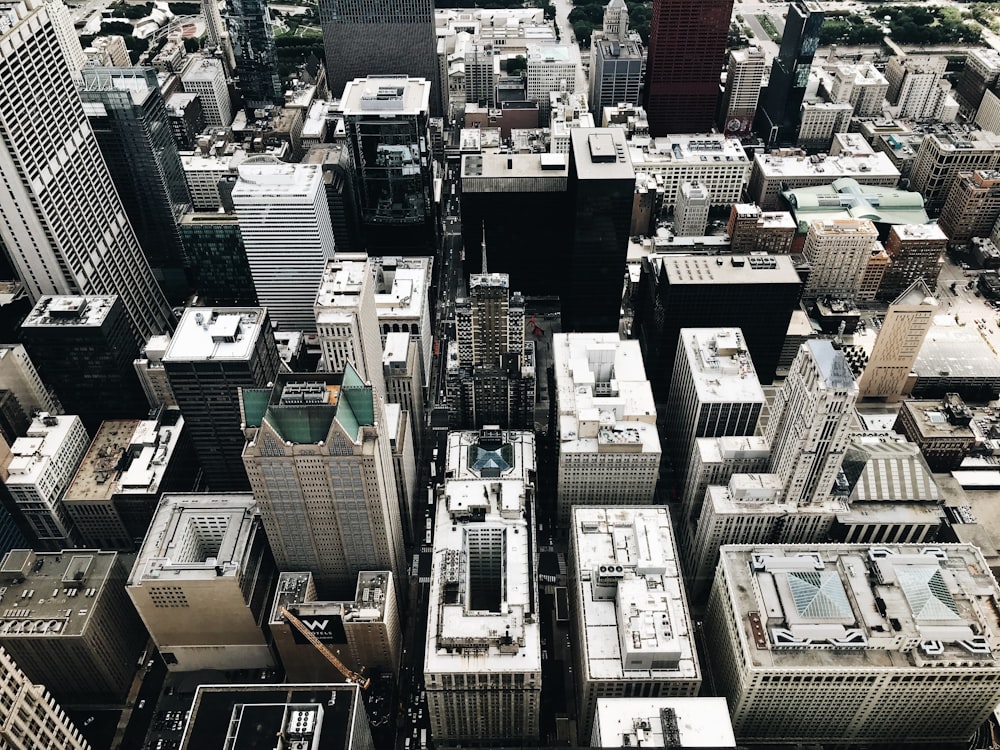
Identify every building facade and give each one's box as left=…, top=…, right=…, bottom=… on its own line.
left=801, top=218, right=880, bottom=301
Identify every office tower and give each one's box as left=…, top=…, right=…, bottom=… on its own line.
left=591, top=698, right=736, bottom=749
left=447, top=274, right=535, bottom=430
left=801, top=218, right=880, bottom=301
left=227, top=0, right=281, bottom=109
left=635, top=254, right=801, bottom=396
left=643, top=0, right=732, bottom=134
left=767, top=340, right=858, bottom=507
left=383, top=332, right=424, bottom=442
left=880, top=224, right=946, bottom=299
left=939, top=171, right=1000, bottom=245
left=178, top=213, right=258, bottom=306
left=1, top=414, right=87, bottom=550
left=181, top=55, right=233, bottom=126
left=162, top=307, right=281, bottom=491
left=0, top=0, right=171, bottom=340
left=665, top=329, right=764, bottom=486
left=0, top=392, right=29, bottom=445
left=674, top=182, right=710, bottom=237
left=232, top=159, right=336, bottom=331
left=570, top=507, right=701, bottom=741
left=553, top=334, right=660, bottom=526
left=270, top=570, right=401, bottom=680
left=314, top=254, right=386, bottom=398
left=727, top=204, right=796, bottom=254
left=910, top=130, right=1000, bottom=214
left=720, top=46, right=766, bottom=138
left=200, top=0, right=234, bottom=71
left=857, top=282, right=936, bottom=402
left=82, top=34, right=129, bottom=68
left=827, top=63, right=889, bottom=117
left=459, top=151, right=570, bottom=291
left=588, top=24, right=643, bottom=120
left=320, top=0, right=439, bottom=115
left=425, top=429, right=540, bottom=743
left=45, top=0, right=84, bottom=73
left=757, top=1, right=824, bottom=145
left=795, top=100, right=853, bottom=151
left=303, top=144, right=365, bottom=253
left=20, top=296, right=149, bottom=433
left=133, top=335, right=179, bottom=408
left=0, top=548, right=146, bottom=703
left=886, top=55, right=947, bottom=113
left=241, top=371, right=406, bottom=598
left=526, top=46, right=577, bottom=124
left=127, top=494, right=277, bottom=671
left=384, top=402, right=417, bottom=544
left=956, top=48, right=1000, bottom=110
left=79, top=67, right=192, bottom=303
left=341, top=77, right=435, bottom=255
left=565, top=129, right=635, bottom=332
left=63, top=410, right=197, bottom=550
left=0, top=345, right=58, bottom=417
left=166, top=92, right=205, bottom=150
left=706, top=544, right=1000, bottom=745
left=371, top=256, right=433, bottom=389
left=0, top=644, right=91, bottom=750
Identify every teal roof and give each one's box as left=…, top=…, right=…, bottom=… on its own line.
left=241, top=388, right=271, bottom=428
left=265, top=405, right=337, bottom=445
left=782, top=178, right=929, bottom=229
left=336, top=364, right=374, bottom=442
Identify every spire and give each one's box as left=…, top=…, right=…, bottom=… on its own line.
left=481, top=224, right=489, bottom=274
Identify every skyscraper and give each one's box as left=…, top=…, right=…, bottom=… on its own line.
left=720, top=46, right=767, bottom=138
left=227, top=0, right=282, bottom=109
left=241, top=371, right=406, bottom=598
left=643, top=0, right=734, bottom=134
left=588, top=0, right=644, bottom=120
left=320, top=0, right=440, bottom=113
left=79, top=67, right=192, bottom=303
left=801, top=218, right=880, bottom=301
left=0, top=0, right=171, bottom=340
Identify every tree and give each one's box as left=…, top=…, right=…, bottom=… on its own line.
left=506, top=54, right=527, bottom=76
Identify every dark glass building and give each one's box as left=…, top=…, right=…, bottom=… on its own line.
left=227, top=0, right=283, bottom=109
left=303, top=144, right=365, bottom=252
left=178, top=212, right=258, bottom=305
left=643, top=0, right=734, bottom=134
left=79, top=67, right=192, bottom=304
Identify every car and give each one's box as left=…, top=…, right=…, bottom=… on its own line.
left=138, top=700, right=146, bottom=709
left=84, top=717, right=95, bottom=726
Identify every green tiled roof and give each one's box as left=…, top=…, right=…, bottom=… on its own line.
left=336, top=364, right=374, bottom=442
left=240, top=388, right=271, bottom=428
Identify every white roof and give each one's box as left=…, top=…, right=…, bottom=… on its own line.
left=163, top=308, right=267, bottom=362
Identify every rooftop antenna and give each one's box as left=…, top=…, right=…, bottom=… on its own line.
left=481, top=225, right=488, bottom=274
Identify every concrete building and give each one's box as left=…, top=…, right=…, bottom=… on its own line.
left=133, top=335, right=178, bottom=409
left=0, top=548, right=145, bottom=703
left=425, top=429, right=540, bottom=743
left=241, top=372, right=406, bottom=598
left=720, top=47, right=766, bottom=138
left=526, top=45, right=577, bottom=124
left=570, top=506, right=701, bottom=741
left=0, top=644, right=91, bottom=750
left=939, top=170, right=1000, bottom=245
left=859, top=243, right=890, bottom=303
left=553, top=334, right=659, bottom=526
left=910, top=319, right=1000, bottom=402
left=826, top=63, right=889, bottom=117
left=801, top=218, right=880, bottom=301
left=372, top=257, right=434, bottom=389
left=163, top=307, right=281, bottom=491
left=384, top=403, right=418, bottom=545
left=269, top=570, right=401, bottom=680
left=83, top=34, right=130, bottom=68
left=63, top=410, right=196, bottom=550
left=909, top=130, right=1000, bottom=214
left=726, top=204, right=796, bottom=254
left=895, top=396, right=979, bottom=472
left=706, top=544, right=1000, bottom=745
left=795, top=99, right=855, bottom=151
left=767, top=340, right=859, bottom=507
left=232, top=158, right=336, bottom=331
left=673, top=182, right=710, bottom=237
left=957, top=48, right=1000, bottom=110
left=976, top=89, right=1000, bottom=134
left=180, top=147, right=247, bottom=211
left=591, top=697, right=736, bottom=748
left=880, top=224, right=946, bottom=300
left=589, top=38, right=644, bottom=122
left=626, top=135, right=750, bottom=209
left=180, top=55, right=232, bottom=127
left=885, top=55, right=951, bottom=119
left=0, top=344, right=58, bottom=417
left=383, top=332, right=424, bottom=446
left=127, top=493, right=277, bottom=671
left=2, top=414, right=88, bottom=550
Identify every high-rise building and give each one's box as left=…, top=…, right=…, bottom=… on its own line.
left=1, top=414, right=88, bottom=550
left=673, top=182, right=710, bottom=237
left=370, top=256, right=434, bottom=390
left=886, top=55, right=948, bottom=117
left=767, top=340, right=859, bottom=507
left=127, top=493, right=277, bottom=671
left=0, top=0, right=171, bottom=340
left=565, top=128, right=635, bottom=332
left=178, top=212, right=258, bottom=306
left=20, top=296, right=150, bottom=433
left=180, top=55, right=233, bottom=127
left=827, top=63, right=889, bottom=118
left=909, top=130, right=1000, bottom=214
left=0, top=644, right=91, bottom=750
left=232, top=158, right=336, bottom=331
left=857, top=280, right=937, bottom=401
left=706, top=544, right=1000, bottom=745
left=570, top=506, right=701, bottom=741
left=526, top=46, right=577, bottom=124
left=801, top=218, right=880, bottom=301
left=880, top=223, right=946, bottom=299
left=79, top=67, right=192, bottom=303
left=303, top=144, right=366, bottom=253
left=0, top=344, right=58, bottom=417
left=320, top=0, right=439, bottom=115
left=383, top=332, right=424, bottom=444
left=720, top=46, right=766, bottom=138
left=553, top=334, right=660, bottom=526
left=591, top=697, right=736, bottom=749
left=341, top=77, right=436, bottom=255
left=757, top=1, right=824, bottom=145
left=200, top=0, right=235, bottom=72
left=162, top=307, right=281, bottom=491
left=0, top=548, right=146, bottom=703
left=241, top=371, right=406, bottom=598
left=939, top=170, right=1000, bottom=245
left=133, top=335, right=179, bottom=409
left=643, top=0, right=733, bottom=134
left=956, top=48, right=1000, bottom=111
left=588, top=16, right=644, bottom=121
left=227, top=0, right=282, bottom=109
left=425, top=428, right=540, bottom=743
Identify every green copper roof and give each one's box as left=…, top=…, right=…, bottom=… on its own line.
left=336, top=364, right=374, bottom=442
left=241, top=388, right=271, bottom=428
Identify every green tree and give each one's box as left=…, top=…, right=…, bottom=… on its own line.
left=506, top=54, right=527, bottom=76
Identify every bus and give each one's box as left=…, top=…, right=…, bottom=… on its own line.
left=420, top=729, right=428, bottom=749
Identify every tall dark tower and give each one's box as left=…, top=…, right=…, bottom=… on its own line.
left=228, top=0, right=283, bottom=109
left=320, top=0, right=440, bottom=113
left=757, top=0, right=825, bottom=146
left=643, top=0, right=734, bottom=135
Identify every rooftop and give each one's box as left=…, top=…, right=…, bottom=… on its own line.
left=629, top=135, right=749, bottom=169
left=572, top=129, right=635, bottom=181
left=914, top=316, right=1000, bottom=381
left=163, top=308, right=267, bottom=363
left=755, top=150, right=900, bottom=180
left=679, top=329, right=766, bottom=404
left=593, top=697, right=736, bottom=748
left=843, top=435, right=942, bottom=504
left=6, top=415, right=83, bottom=486
left=373, top=257, right=432, bottom=320
left=655, top=254, right=801, bottom=285
left=462, top=151, right=569, bottom=183
left=21, top=296, right=117, bottom=328
left=782, top=178, right=929, bottom=229
left=341, top=77, right=430, bottom=116
left=232, top=159, right=323, bottom=198
left=270, top=570, right=394, bottom=626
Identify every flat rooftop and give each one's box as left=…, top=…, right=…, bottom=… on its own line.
left=270, top=570, right=393, bottom=626
left=754, top=150, right=900, bottom=180
left=6, top=415, right=83, bottom=486
left=21, top=295, right=117, bottom=328
left=0, top=549, right=119, bottom=638
left=629, top=135, right=749, bottom=169
left=315, top=257, right=369, bottom=319
left=374, top=257, right=432, bottom=320
left=232, top=160, right=323, bottom=198
left=914, top=316, right=1000, bottom=380
left=462, top=152, right=569, bottom=183
left=679, top=328, right=766, bottom=405
left=593, top=697, right=736, bottom=748
left=341, top=77, right=431, bottom=116
left=163, top=308, right=267, bottom=362
left=656, top=254, right=800, bottom=285
left=572, top=129, right=635, bottom=181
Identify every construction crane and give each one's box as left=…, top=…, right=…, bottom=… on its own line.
left=280, top=606, right=371, bottom=690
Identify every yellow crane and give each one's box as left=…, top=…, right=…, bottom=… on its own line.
left=280, top=606, right=371, bottom=690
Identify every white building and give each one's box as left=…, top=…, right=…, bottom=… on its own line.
left=2, top=414, right=88, bottom=550
left=180, top=55, right=232, bottom=127
left=976, top=89, right=1000, bottom=136
left=133, top=334, right=178, bottom=408
left=706, top=544, right=1000, bottom=745
left=232, top=158, right=336, bottom=331
left=591, top=697, right=736, bottom=748
left=383, top=332, right=424, bottom=442
left=674, top=182, right=710, bottom=237
left=627, top=135, right=750, bottom=209
left=826, top=63, right=889, bottom=117
left=179, top=147, right=248, bottom=211
left=886, top=55, right=953, bottom=120
left=553, top=333, right=659, bottom=526
left=424, top=429, right=540, bottom=743
left=46, top=0, right=84, bottom=73
left=796, top=99, right=854, bottom=151
left=802, top=218, right=880, bottom=300
left=0, top=344, right=58, bottom=416
left=83, top=34, right=130, bottom=68
left=526, top=45, right=577, bottom=123
left=910, top=130, right=1000, bottom=212
left=570, top=506, right=701, bottom=741
left=720, top=46, right=766, bottom=137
